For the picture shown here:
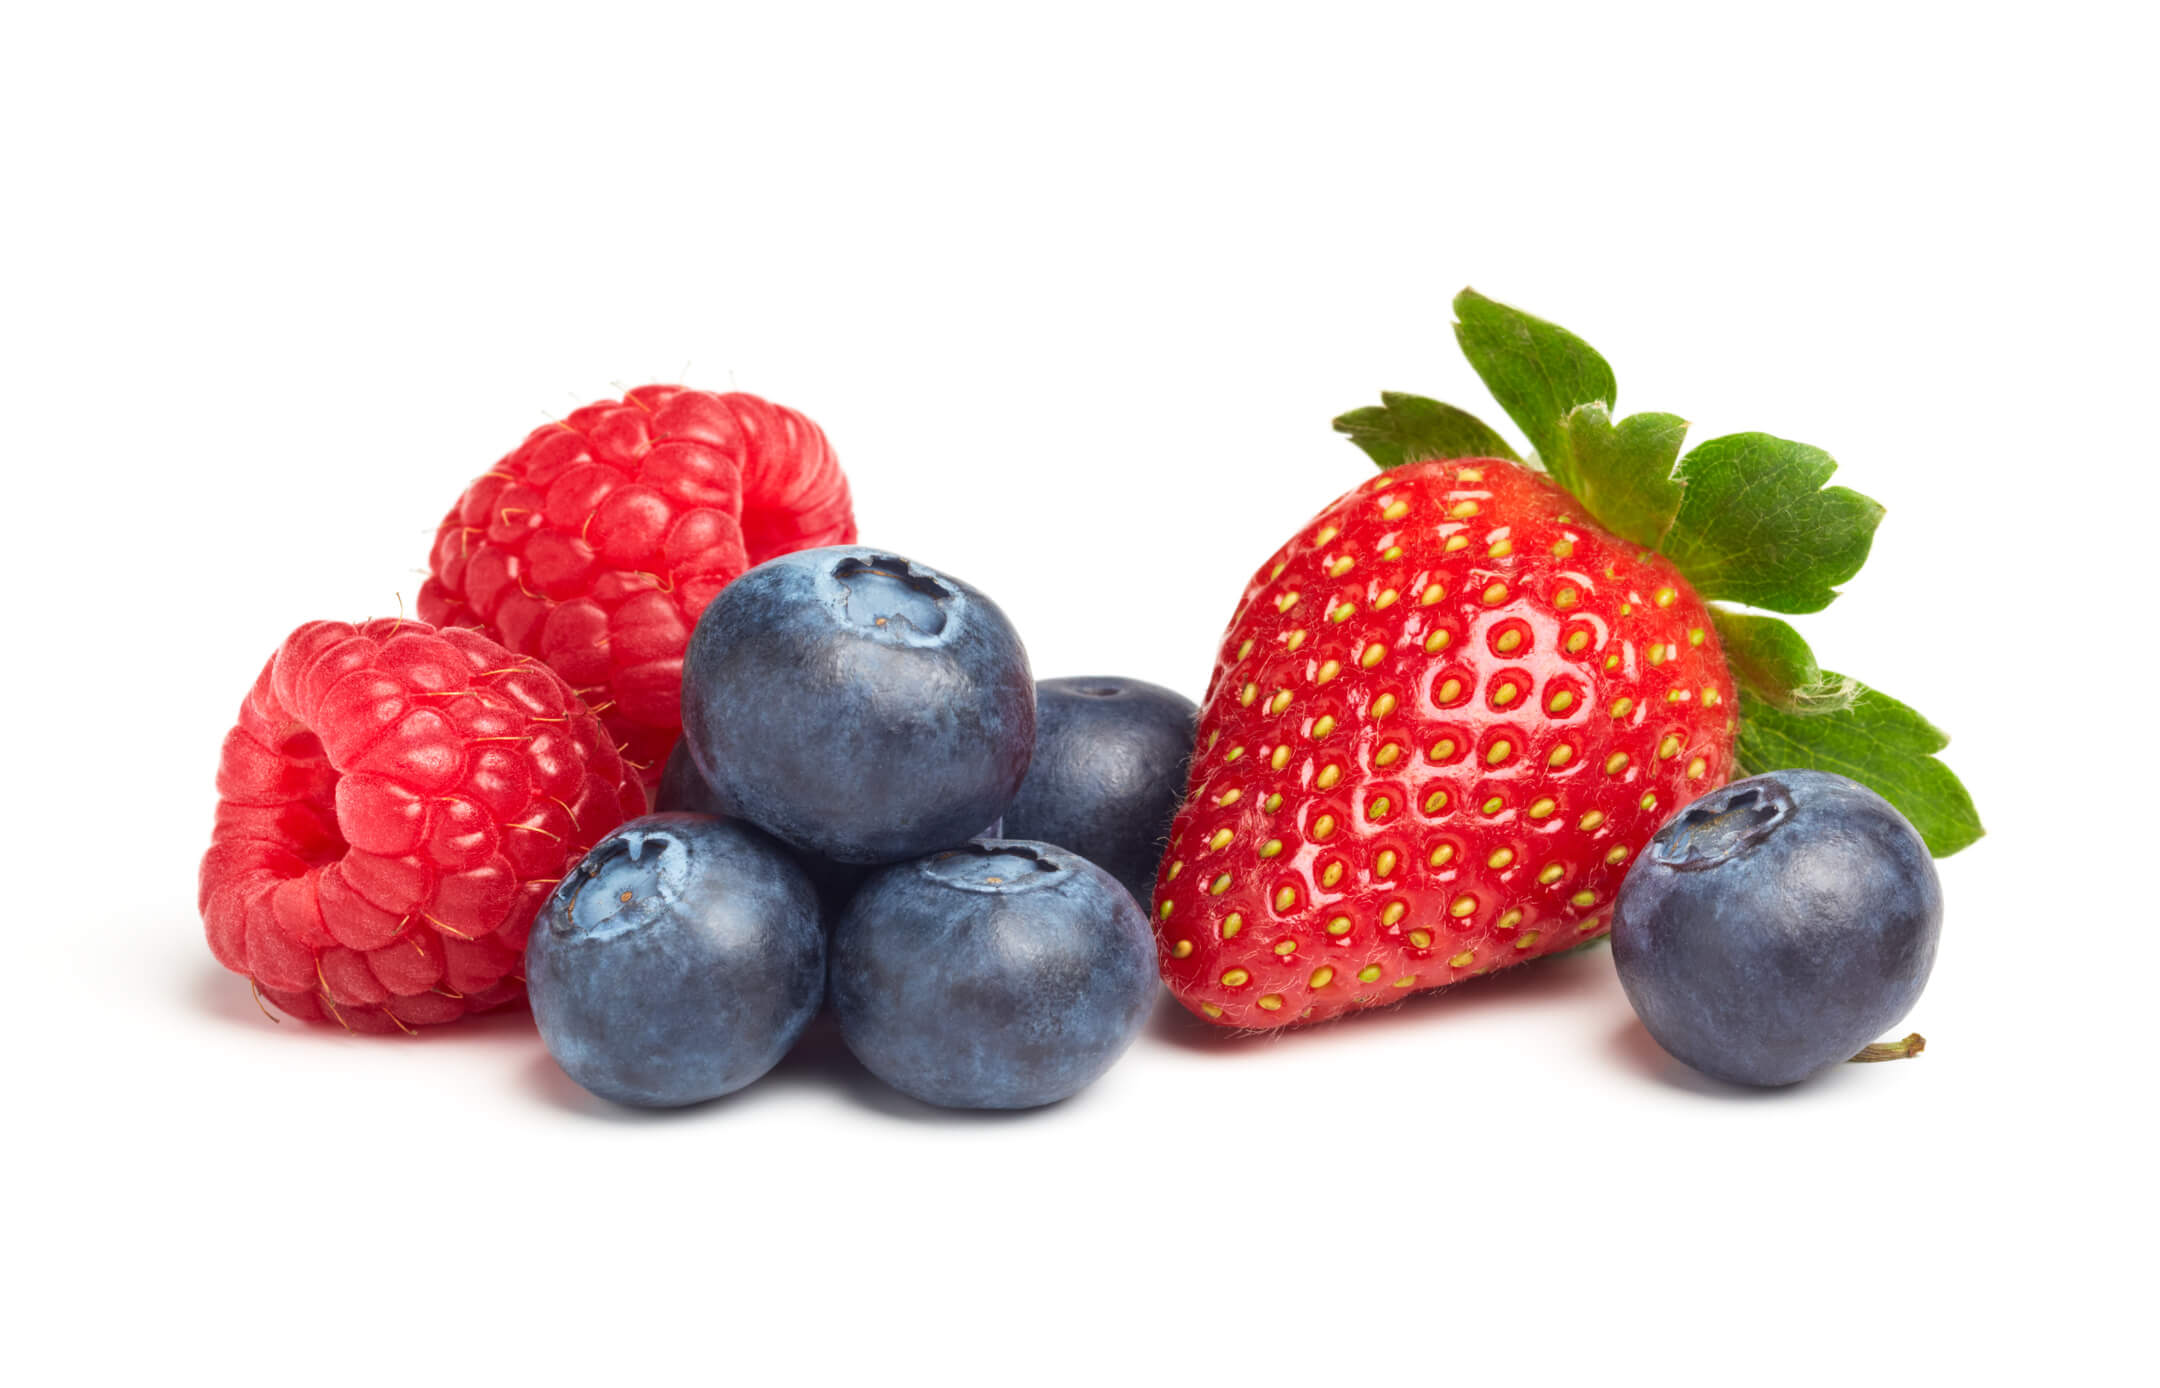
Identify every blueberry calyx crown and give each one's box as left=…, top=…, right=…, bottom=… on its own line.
left=1650, top=780, right=1794, bottom=871
left=554, top=821, right=693, bottom=940
left=1329, top=289, right=1981, bottom=858
left=832, top=553, right=954, bottom=638
left=920, top=841, right=1065, bottom=894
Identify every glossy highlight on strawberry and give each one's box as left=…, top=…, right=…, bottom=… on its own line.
left=1156, top=459, right=1736, bottom=1027
left=199, top=619, right=647, bottom=1032
left=418, top=386, right=856, bottom=790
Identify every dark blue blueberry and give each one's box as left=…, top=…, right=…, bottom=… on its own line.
left=655, top=740, right=726, bottom=816
left=526, top=814, right=825, bottom=1108
left=830, top=840, right=1157, bottom=1109
left=1611, top=771, right=1942, bottom=1088
left=680, top=547, right=1035, bottom=865
left=1002, top=676, right=1197, bottom=906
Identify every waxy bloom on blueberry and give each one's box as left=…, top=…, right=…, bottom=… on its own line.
left=830, top=840, right=1156, bottom=1109
left=1004, top=676, right=1197, bottom=907
left=527, top=814, right=825, bottom=1107
left=681, top=546, right=1035, bottom=865
left=1613, top=771, right=1942, bottom=1087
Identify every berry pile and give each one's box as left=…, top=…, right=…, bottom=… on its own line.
left=201, top=388, right=854, bottom=1029
left=529, top=546, right=1174, bottom=1109
left=199, top=294, right=1983, bottom=1099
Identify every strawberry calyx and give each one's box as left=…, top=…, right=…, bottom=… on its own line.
left=1333, top=289, right=1981, bottom=856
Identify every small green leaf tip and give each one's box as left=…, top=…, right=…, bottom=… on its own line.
left=1736, top=679, right=1984, bottom=857
left=1332, top=392, right=1521, bottom=470
left=1659, top=433, right=1884, bottom=614
left=1561, top=403, right=1687, bottom=552
left=1451, top=288, right=1615, bottom=487
left=1708, top=608, right=1858, bottom=714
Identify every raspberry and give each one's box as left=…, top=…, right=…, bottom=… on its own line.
left=199, top=619, right=647, bottom=1032
left=417, top=387, right=856, bottom=789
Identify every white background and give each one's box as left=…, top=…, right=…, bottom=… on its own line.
left=6, top=3, right=2151, bottom=1384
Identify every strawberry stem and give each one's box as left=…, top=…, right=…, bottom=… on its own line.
left=1848, top=1032, right=1926, bottom=1064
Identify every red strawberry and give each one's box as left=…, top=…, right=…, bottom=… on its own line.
left=1158, top=458, right=1735, bottom=1026
left=418, top=386, right=856, bottom=791
left=1153, top=290, right=1980, bottom=1029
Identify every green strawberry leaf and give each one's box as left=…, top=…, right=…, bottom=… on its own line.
left=1658, top=433, right=1884, bottom=614
left=1332, top=391, right=1522, bottom=470
left=1708, top=608, right=1858, bottom=713
left=1559, top=403, right=1687, bottom=552
left=1735, top=677, right=1983, bottom=857
left=1451, top=288, right=1615, bottom=488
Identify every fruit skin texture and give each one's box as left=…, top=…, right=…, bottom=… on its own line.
left=1155, top=457, right=1738, bottom=1028
left=418, top=386, right=856, bottom=791
left=200, top=619, right=647, bottom=1032
left=681, top=546, right=1035, bottom=865
left=1612, top=771, right=1940, bottom=1087
left=1003, top=676, right=1198, bottom=906
left=831, top=841, right=1156, bottom=1109
left=526, top=814, right=825, bottom=1107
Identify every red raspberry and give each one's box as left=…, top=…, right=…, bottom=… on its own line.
left=417, top=387, right=856, bottom=789
left=199, top=619, right=647, bottom=1032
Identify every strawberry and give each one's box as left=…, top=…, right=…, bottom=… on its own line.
left=1160, top=457, right=1735, bottom=1026
left=1154, top=290, right=1981, bottom=1029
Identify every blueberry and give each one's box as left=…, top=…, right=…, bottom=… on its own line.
left=830, top=840, right=1157, bottom=1109
left=1611, top=771, right=1942, bottom=1088
left=1001, top=676, right=1198, bottom=906
left=680, top=547, right=1035, bottom=864
left=527, top=814, right=825, bottom=1108
left=655, top=741, right=725, bottom=816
